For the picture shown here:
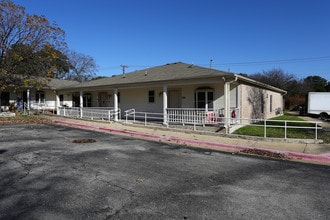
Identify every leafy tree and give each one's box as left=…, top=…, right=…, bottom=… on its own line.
left=65, top=50, right=97, bottom=82
left=302, top=75, right=328, bottom=92
left=0, top=0, right=66, bottom=89
left=325, top=82, right=330, bottom=92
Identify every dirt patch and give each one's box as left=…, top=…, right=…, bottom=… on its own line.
left=72, top=138, right=96, bottom=143
left=0, top=114, right=52, bottom=124
left=240, top=149, right=288, bottom=160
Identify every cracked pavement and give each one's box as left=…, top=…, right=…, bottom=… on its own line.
left=0, top=124, right=329, bottom=219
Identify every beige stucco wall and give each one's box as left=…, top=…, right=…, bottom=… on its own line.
left=170, top=83, right=238, bottom=110
left=82, top=82, right=240, bottom=113
left=240, top=84, right=283, bottom=119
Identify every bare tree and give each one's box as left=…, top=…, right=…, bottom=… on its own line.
left=65, top=50, right=97, bottom=82
left=249, top=68, right=296, bottom=91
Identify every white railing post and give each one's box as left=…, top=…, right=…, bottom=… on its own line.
left=264, top=119, right=267, bottom=138
left=144, top=113, right=147, bottom=126
left=315, top=122, right=318, bottom=140
left=284, top=121, right=287, bottom=140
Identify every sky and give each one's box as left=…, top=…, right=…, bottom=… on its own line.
left=11, top=0, right=330, bottom=81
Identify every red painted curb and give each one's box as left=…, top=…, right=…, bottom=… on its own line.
left=54, top=120, right=330, bottom=165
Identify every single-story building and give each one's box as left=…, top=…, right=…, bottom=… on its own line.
left=0, top=62, right=286, bottom=131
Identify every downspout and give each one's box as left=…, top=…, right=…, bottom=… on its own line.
left=223, top=76, right=238, bottom=134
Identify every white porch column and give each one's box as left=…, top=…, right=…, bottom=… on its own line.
left=224, top=82, right=230, bottom=134
left=163, top=84, right=168, bottom=125
left=79, top=91, right=83, bottom=118
left=27, top=89, right=30, bottom=111
left=223, top=76, right=238, bottom=134
left=55, top=93, right=60, bottom=115
left=114, top=88, right=118, bottom=121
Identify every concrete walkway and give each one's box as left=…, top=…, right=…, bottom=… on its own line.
left=47, top=116, right=330, bottom=165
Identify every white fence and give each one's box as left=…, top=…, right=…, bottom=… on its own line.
left=58, top=107, right=121, bottom=122
left=124, top=108, right=240, bottom=128
left=236, top=117, right=322, bottom=140
left=125, top=109, right=164, bottom=125
left=166, top=108, right=240, bottom=126
left=55, top=107, right=322, bottom=140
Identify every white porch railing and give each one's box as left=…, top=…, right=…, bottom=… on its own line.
left=124, top=108, right=240, bottom=128
left=167, top=108, right=240, bottom=126
left=58, top=107, right=121, bottom=122
left=125, top=109, right=164, bottom=125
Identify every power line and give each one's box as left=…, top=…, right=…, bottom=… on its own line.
left=97, top=56, right=330, bottom=75
left=214, top=56, right=330, bottom=67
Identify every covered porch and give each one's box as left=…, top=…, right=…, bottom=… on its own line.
left=56, top=77, right=239, bottom=133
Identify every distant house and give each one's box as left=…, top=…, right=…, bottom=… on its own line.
left=1, top=62, right=286, bottom=129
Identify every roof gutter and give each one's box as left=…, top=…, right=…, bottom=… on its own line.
left=233, top=74, right=287, bottom=95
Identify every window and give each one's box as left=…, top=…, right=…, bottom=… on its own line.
left=83, top=93, right=92, bottom=107
left=148, top=90, right=155, bottom=103
left=35, top=91, right=45, bottom=103
left=118, top=92, right=120, bottom=103
left=260, top=94, right=264, bottom=114
left=270, top=95, right=273, bottom=112
left=195, top=88, right=214, bottom=110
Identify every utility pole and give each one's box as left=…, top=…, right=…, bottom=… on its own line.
left=120, top=65, right=128, bottom=77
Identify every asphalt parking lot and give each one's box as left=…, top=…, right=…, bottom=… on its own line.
left=0, top=124, right=329, bottom=219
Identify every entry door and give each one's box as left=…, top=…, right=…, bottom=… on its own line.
left=98, top=92, right=108, bottom=107
left=168, top=89, right=181, bottom=108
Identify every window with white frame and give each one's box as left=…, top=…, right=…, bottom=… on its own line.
left=195, top=88, right=214, bottom=110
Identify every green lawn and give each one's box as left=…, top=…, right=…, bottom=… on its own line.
left=233, top=114, right=328, bottom=142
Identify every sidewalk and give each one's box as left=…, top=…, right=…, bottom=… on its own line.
left=48, top=116, right=330, bottom=165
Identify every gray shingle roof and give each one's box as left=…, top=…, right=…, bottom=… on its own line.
left=45, top=78, right=80, bottom=89
left=50, top=62, right=286, bottom=94
left=70, top=62, right=233, bottom=89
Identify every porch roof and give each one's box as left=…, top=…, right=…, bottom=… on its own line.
left=46, top=78, right=81, bottom=89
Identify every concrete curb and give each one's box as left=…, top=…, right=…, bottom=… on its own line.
left=54, top=120, right=330, bottom=165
